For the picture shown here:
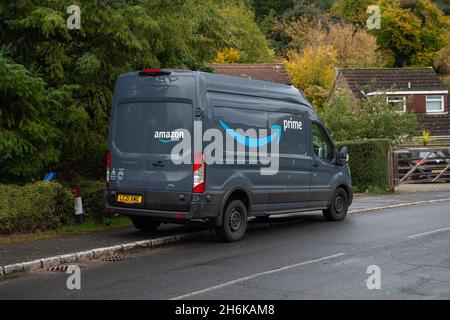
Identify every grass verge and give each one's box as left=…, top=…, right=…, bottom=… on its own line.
left=0, top=216, right=132, bottom=246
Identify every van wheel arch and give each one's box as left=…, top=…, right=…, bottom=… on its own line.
left=336, top=184, right=350, bottom=199
left=214, top=187, right=251, bottom=227
left=327, top=183, right=351, bottom=208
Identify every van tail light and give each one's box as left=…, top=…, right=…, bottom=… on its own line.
left=446, top=159, right=450, bottom=163
left=139, top=68, right=171, bottom=76
left=193, top=152, right=205, bottom=193
left=106, top=151, right=111, bottom=188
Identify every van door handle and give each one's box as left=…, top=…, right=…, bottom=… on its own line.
left=152, top=161, right=165, bottom=168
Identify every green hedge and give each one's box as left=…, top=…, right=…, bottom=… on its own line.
left=337, top=139, right=392, bottom=193
left=0, top=182, right=74, bottom=234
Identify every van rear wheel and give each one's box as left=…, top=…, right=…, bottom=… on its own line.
left=130, top=216, right=161, bottom=232
left=217, top=200, right=248, bottom=242
left=323, top=187, right=349, bottom=221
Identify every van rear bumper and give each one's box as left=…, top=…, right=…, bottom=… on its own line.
left=104, top=190, right=221, bottom=222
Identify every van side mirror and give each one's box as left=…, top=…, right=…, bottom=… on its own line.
left=338, top=146, right=349, bottom=164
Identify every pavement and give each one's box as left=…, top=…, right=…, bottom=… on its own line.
left=350, top=190, right=450, bottom=211
left=395, top=183, right=450, bottom=193
left=1, top=190, right=449, bottom=267
left=0, top=200, right=449, bottom=299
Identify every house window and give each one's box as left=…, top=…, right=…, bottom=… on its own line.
left=426, top=96, right=444, bottom=113
left=387, top=96, right=406, bottom=112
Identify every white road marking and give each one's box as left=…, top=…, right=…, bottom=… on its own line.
left=407, top=227, right=450, bottom=239
left=170, top=252, right=345, bottom=300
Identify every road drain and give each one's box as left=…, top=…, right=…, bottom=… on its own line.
left=100, top=255, right=129, bottom=263
left=46, top=265, right=69, bottom=272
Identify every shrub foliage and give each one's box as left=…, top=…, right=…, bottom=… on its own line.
left=0, top=182, right=73, bottom=234
left=321, top=90, right=421, bottom=142
left=337, top=139, right=392, bottom=192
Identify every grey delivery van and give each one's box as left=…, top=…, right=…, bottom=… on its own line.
left=105, top=68, right=353, bottom=241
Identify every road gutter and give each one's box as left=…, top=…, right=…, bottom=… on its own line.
left=2, top=197, right=450, bottom=278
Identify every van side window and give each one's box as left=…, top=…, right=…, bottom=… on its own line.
left=312, top=122, right=334, bottom=163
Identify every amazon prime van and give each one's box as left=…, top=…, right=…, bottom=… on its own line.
left=105, top=68, right=353, bottom=241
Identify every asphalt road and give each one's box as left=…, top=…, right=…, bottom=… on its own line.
left=1, top=201, right=449, bottom=300
left=2, top=190, right=450, bottom=267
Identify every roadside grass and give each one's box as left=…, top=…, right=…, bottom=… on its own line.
left=0, top=216, right=132, bottom=246
left=354, top=185, right=392, bottom=194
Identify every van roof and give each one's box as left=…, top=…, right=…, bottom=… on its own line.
left=118, top=69, right=313, bottom=109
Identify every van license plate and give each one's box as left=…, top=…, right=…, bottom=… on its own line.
left=117, top=194, right=142, bottom=204
left=432, top=170, right=444, bottom=174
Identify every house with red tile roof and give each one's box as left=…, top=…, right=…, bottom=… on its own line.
left=330, top=68, right=450, bottom=137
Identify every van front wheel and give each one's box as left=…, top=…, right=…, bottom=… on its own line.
left=130, top=216, right=161, bottom=232
left=217, top=200, right=248, bottom=242
left=323, top=187, right=349, bottom=221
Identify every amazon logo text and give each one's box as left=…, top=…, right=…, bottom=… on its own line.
left=154, top=130, right=184, bottom=143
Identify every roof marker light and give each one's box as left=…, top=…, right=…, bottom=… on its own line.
left=139, top=68, right=170, bottom=76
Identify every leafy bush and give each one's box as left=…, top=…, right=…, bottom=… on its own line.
left=0, top=182, right=74, bottom=234
left=284, top=45, right=337, bottom=108
left=331, top=0, right=449, bottom=67
left=337, top=139, right=392, bottom=193
left=322, top=90, right=420, bottom=143
left=0, top=0, right=273, bottom=182
left=0, top=55, right=86, bottom=184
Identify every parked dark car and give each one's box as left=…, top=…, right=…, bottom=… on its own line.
left=398, top=149, right=450, bottom=181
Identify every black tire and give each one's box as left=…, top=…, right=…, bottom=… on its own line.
left=130, top=216, right=161, bottom=232
left=323, top=187, right=349, bottom=221
left=216, top=200, right=248, bottom=242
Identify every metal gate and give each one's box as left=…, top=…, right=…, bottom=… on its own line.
left=392, top=147, right=450, bottom=185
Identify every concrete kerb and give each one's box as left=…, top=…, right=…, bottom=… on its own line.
left=41, top=256, right=61, bottom=269
left=22, top=260, right=42, bottom=272
left=2, top=197, right=450, bottom=278
left=0, top=231, right=208, bottom=278
left=3, top=263, right=24, bottom=274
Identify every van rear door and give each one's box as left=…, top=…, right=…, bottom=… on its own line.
left=111, top=99, right=193, bottom=211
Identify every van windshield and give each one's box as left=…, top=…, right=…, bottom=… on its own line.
left=113, top=101, right=192, bottom=154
